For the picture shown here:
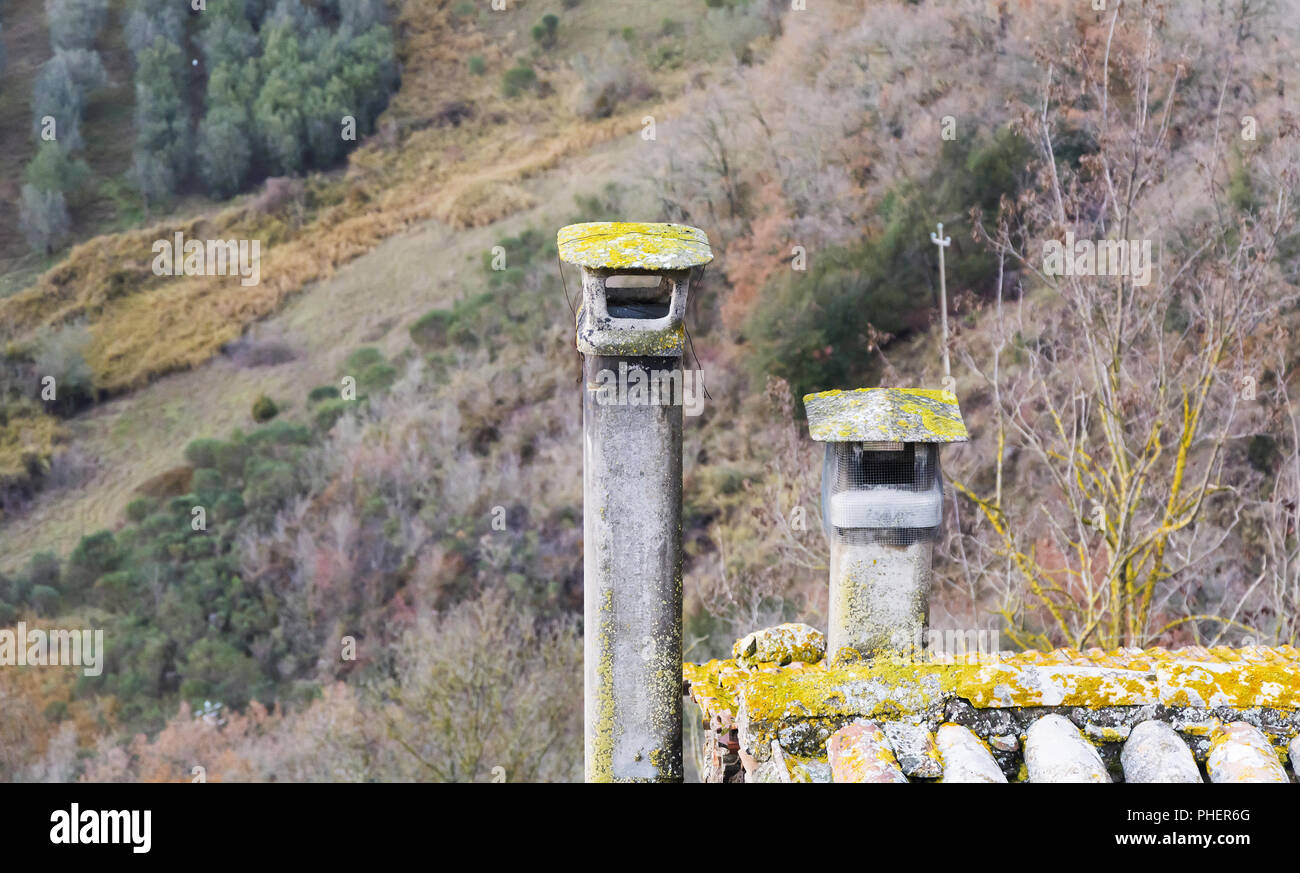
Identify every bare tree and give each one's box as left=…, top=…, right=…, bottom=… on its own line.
left=950, top=5, right=1299, bottom=649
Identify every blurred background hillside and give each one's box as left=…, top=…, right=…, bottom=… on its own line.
left=1, top=0, right=1298, bottom=781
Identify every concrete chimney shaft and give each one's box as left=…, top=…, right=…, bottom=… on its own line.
left=559, top=222, right=713, bottom=782
left=803, top=388, right=969, bottom=662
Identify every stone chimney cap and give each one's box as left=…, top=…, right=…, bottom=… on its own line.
left=803, top=387, right=969, bottom=443
left=557, top=222, right=713, bottom=271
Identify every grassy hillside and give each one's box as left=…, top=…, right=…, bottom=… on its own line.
left=0, top=0, right=772, bottom=524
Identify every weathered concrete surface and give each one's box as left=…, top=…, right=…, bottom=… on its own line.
left=1121, top=720, right=1201, bottom=783
left=881, top=720, right=942, bottom=778
left=1024, top=714, right=1111, bottom=783
left=826, top=721, right=909, bottom=783
left=1206, top=722, right=1288, bottom=783
left=936, top=724, right=1007, bottom=783
left=733, top=623, right=825, bottom=669
left=827, top=540, right=933, bottom=661
left=574, top=268, right=691, bottom=357
left=583, top=353, right=683, bottom=782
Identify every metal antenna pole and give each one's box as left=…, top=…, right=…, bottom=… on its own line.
left=930, top=223, right=952, bottom=380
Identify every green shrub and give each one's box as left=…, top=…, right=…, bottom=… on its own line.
left=63, top=530, right=120, bottom=599
left=212, top=491, right=246, bottom=523
left=178, top=636, right=265, bottom=709
left=344, top=346, right=384, bottom=373
left=125, top=496, right=157, bottom=523
left=650, top=43, right=684, bottom=71
left=468, top=54, right=486, bottom=75
left=409, top=309, right=454, bottom=349
left=93, top=570, right=135, bottom=611
left=246, top=420, right=312, bottom=447
left=251, top=394, right=279, bottom=422
left=313, top=398, right=353, bottom=431
left=191, top=467, right=225, bottom=501
left=532, top=15, right=559, bottom=50
left=184, top=438, right=223, bottom=470
left=212, top=437, right=251, bottom=480
left=25, top=143, right=92, bottom=199
left=307, top=384, right=341, bottom=404
left=359, top=362, right=397, bottom=394
left=29, top=585, right=61, bottom=615
left=502, top=62, right=537, bottom=97
left=241, top=458, right=298, bottom=513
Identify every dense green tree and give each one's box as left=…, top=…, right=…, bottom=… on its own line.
left=339, top=0, right=386, bottom=31
left=25, top=142, right=91, bottom=198
left=45, top=0, right=109, bottom=50
left=30, top=49, right=106, bottom=149
left=330, top=23, right=397, bottom=133
left=18, top=184, right=70, bottom=254
left=131, top=38, right=192, bottom=210
left=196, top=4, right=260, bottom=197
left=264, top=0, right=318, bottom=35
left=123, top=0, right=186, bottom=58
left=252, top=21, right=307, bottom=174
left=198, top=0, right=259, bottom=68
left=196, top=101, right=254, bottom=198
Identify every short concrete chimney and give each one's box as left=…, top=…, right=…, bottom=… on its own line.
left=803, top=388, right=968, bottom=662
left=558, top=221, right=713, bottom=782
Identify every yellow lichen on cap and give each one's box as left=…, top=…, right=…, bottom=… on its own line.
left=803, top=387, right=970, bottom=443
left=557, top=222, right=713, bottom=271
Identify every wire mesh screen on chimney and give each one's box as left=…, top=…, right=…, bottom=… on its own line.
left=821, top=442, right=944, bottom=546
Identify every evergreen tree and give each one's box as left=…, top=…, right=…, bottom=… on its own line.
left=251, top=21, right=306, bottom=175
left=198, top=0, right=259, bottom=68
left=25, top=142, right=92, bottom=196
left=45, top=0, right=109, bottom=51
left=30, top=49, right=106, bottom=150
left=196, top=1, right=259, bottom=197
left=329, top=23, right=397, bottom=136
left=123, top=0, right=186, bottom=58
left=19, top=184, right=71, bottom=254
left=196, top=95, right=254, bottom=197
left=131, top=38, right=192, bottom=211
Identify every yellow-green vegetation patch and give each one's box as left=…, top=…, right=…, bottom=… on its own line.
left=953, top=663, right=1160, bottom=708
left=557, top=222, right=713, bottom=270
left=687, top=643, right=1300, bottom=730
left=733, top=622, right=825, bottom=668
left=1157, top=660, right=1300, bottom=710
left=0, top=412, right=63, bottom=516
left=682, top=658, right=747, bottom=726
left=803, top=387, right=969, bottom=443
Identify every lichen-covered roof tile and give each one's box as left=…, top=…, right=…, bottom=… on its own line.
left=1206, top=722, right=1289, bottom=783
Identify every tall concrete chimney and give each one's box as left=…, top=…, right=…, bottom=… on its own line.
left=558, top=221, right=713, bottom=782
left=803, top=388, right=968, bottom=662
